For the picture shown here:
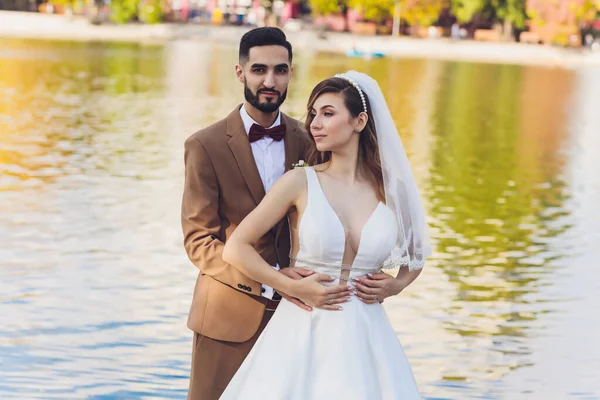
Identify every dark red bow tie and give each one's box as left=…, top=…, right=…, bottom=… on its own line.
left=248, top=123, right=286, bottom=143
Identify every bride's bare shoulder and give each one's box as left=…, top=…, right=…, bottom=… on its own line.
left=278, top=167, right=308, bottom=189
left=311, top=163, right=329, bottom=173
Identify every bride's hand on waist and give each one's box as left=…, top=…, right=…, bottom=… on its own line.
left=286, top=274, right=352, bottom=311
left=277, top=267, right=316, bottom=312
left=353, top=272, right=404, bottom=304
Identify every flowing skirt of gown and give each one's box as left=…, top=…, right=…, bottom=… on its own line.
left=219, top=295, right=421, bottom=399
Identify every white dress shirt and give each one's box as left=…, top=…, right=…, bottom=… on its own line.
left=240, top=104, right=286, bottom=299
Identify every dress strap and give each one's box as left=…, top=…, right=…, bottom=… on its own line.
left=289, top=168, right=318, bottom=268
left=303, top=166, right=317, bottom=186
left=302, top=167, right=319, bottom=203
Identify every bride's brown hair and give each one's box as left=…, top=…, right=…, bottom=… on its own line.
left=304, top=77, right=384, bottom=201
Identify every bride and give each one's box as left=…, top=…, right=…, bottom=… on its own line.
left=221, top=71, right=431, bottom=399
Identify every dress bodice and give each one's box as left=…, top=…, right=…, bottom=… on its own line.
left=292, top=167, right=398, bottom=282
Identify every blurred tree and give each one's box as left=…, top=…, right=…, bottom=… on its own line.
left=403, top=0, right=448, bottom=26
left=348, top=0, right=395, bottom=21
left=309, top=0, right=344, bottom=14
left=452, top=0, right=527, bottom=40
left=108, top=0, right=165, bottom=23
left=139, top=0, right=165, bottom=23
left=486, top=0, right=527, bottom=39
left=110, top=0, right=139, bottom=23
left=572, top=0, right=600, bottom=21
left=527, top=0, right=599, bottom=44
left=451, top=0, right=488, bottom=24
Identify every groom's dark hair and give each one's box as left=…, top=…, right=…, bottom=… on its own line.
left=239, top=27, right=293, bottom=65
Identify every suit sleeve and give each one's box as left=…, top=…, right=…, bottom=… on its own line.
left=181, top=136, right=262, bottom=295
left=181, top=136, right=232, bottom=278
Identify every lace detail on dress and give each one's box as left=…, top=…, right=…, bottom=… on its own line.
left=382, top=245, right=427, bottom=271
left=382, top=255, right=425, bottom=271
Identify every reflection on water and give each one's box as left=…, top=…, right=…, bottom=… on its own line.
left=1, top=38, right=599, bottom=399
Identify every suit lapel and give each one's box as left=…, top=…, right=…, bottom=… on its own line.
left=275, top=114, right=302, bottom=245
left=282, top=113, right=300, bottom=173
left=227, top=106, right=266, bottom=206
left=226, top=106, right=302, bottom=248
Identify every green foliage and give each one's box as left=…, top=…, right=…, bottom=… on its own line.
left=571, top=0, right=599, bottom=23
left=451, top=0, right=487, bottom=23
left=489, top=0, right=527, bottom=29
left=139, top=0, right=165, bottom=23
left=348, top=0, right=395, bottom=21
left=403, top=0, right=448, bottom=26
left=309, top=0, right=342, bottom=15
left=451, top=0, right=526, bottom=32
left=110, top=0, right=139, bottom=24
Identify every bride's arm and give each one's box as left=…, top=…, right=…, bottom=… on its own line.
left=223, top=169, right=302, bottom=293
left=394, top=268, right=422, bottom=291
left=223, top=169, right=352, bottom=309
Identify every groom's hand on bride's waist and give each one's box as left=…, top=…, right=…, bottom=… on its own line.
left=277, top=267, right=316, bottom=312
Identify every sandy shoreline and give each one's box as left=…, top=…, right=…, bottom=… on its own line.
left=2, top=10, right=600, bottom=67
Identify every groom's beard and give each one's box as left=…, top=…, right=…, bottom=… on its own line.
left=244, top=83, right=287, bottom=113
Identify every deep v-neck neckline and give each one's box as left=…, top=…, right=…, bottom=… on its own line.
left=311, top=168, right=383, bottom=267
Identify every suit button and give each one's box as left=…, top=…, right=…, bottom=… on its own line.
left=261, top=287, right=266, bottom=293
left=247, top=287, right=252, bottom=292
left=237, top=284, right=243, bottom=289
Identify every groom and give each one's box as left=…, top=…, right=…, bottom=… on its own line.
left=181, top=27, right=312, bottom=400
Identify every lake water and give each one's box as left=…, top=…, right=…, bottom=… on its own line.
left=1, top=37, right=599, bottom=399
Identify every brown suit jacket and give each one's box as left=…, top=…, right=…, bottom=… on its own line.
left=182, top=106, right=310, bottom=343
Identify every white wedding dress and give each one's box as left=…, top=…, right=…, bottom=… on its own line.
left=220, top=167, right=421, bottom=399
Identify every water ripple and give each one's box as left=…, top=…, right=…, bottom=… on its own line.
left=1, top=38, right=600, bottom=399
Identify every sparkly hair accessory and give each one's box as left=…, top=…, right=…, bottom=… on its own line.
left=335, top=73, right=368, bottom=114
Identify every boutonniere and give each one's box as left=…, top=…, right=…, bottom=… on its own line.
left=292, top=160, right=308, bottom=169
